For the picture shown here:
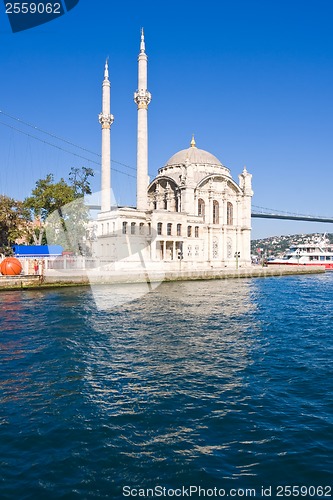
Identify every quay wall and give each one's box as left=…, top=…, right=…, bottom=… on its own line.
left=0, top=266, right=325, bottom=291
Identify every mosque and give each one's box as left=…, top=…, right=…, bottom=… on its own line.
left=93, top=31, right=253, bottom=272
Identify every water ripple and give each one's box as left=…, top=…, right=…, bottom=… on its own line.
left=0, top=276, right=332, bottom=498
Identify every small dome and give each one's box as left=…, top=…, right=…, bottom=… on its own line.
left=165, top=139, right=223, bottom=167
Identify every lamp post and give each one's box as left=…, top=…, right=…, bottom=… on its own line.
left=234, top=251, right=240, bottom=270
left=178, top=242, right=183, bottom=272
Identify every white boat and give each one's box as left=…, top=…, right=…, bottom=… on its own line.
left=267, top=235, right=333, bottom=269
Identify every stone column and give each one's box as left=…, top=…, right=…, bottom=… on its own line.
left=134, top=29, right=151, bottom=211
left=99, top=60, right=114, bottom=213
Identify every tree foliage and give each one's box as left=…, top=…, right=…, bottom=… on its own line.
left=25, top=173, right=76, bottom=222
left=24, top=167, right=94, bottom=252
left=0, top=167, right=94, bottom=251
left=69, top=166, right=94, bottom=198
left=0, top=195, right=31, bottom=252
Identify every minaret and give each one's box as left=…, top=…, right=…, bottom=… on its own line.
left=99, top=59, right=114, bottom=212
left=134, top=28, right=151, bottom=211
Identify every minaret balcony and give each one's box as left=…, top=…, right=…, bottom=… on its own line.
left=99, top=113, right=114, bottom=129
left=134, top=90, right=151, bottom=109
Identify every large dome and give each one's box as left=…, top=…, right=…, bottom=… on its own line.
left=165, top=139, right=223, bottom=167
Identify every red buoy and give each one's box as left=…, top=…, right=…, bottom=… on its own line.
left=0, top=257, right=23, bottom=276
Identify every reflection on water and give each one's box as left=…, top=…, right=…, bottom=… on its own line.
left=83, top=280, right=259, bottom=425
left=166, top=279, right=256, bottom=317
left=91, top=281, right=158, bottom=310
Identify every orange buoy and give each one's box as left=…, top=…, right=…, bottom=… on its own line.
left=0, top=257, right=23, bottom=276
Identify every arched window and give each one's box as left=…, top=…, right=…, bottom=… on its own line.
left=131, top=222, right=136, bottom=235
left=157, top=222, right=162, bottom=235
left=227, top=202, right=233, bottom=225
left=213, top=200, right=219, bottom=224
left=177, top=224, right=182, bottom=236
left=167, top=223, right=172, bottom=236
left=198, top=198, right=205, bottom=219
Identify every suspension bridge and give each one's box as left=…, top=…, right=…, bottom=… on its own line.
left=86, top=204, right=333, bottom=223
left=251, top=206, right=333, bottom=224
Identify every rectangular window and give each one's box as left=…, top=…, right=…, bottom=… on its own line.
left=195, top=226, right=199, bottom=238
left=213, top=201, right=219, bottom=224
left=227, top=202, right=233, bottom=225
left=177, top=224, right=182, bottom=236
left=198, top=199, right=205, bottom=220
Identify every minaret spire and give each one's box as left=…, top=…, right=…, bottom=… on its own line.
left=99, top=58, right=114, bottom=212
left=134, top=28, right=151, bottom=211
left=140, top=28, right=145, bottom=53
left=104, top=58, right=109, bottom=79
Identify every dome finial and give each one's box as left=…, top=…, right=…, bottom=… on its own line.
left=190, top=134, right=196, bottom=148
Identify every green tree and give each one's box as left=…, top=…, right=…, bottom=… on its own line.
left=25, top=174, right=75, bottom=222
left=25, top=167, right=94, bottom=252
left=69, top=166, right=94, bottom=198
left=24, top=174, right=74, bottom=245
left=0, top=195, right=31, bottom=252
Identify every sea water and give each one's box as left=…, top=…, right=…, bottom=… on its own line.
left=0, top=274, right=332, bottom=499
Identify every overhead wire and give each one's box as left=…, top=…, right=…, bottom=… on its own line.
left=0, top=120, right=136, bottom=179
left=0, top=109, right=100, bottom=157
left=0, top=109, right=155, bottom=177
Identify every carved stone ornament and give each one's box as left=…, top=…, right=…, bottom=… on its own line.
left=134, top=90, right=152, bottom=110
left=99, top=113, right=114, bottom=129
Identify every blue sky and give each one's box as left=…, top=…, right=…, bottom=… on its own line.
left=0, top=0, right=333, bottom=238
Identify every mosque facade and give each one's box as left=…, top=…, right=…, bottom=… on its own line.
left=93, top=31, right=253, bottom=272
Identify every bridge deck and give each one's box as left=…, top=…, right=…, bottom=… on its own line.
left=251, top=213, right=333, bottom=223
